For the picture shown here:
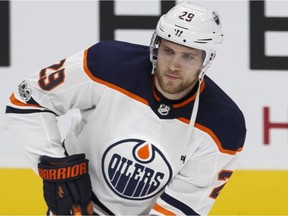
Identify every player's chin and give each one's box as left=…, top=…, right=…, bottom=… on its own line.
left=161, top=83, right=182, bottom=94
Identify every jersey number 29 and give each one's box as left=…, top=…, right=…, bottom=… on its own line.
left=38, top=59, right=66, bottom=91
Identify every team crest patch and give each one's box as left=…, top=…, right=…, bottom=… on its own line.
left=102, top=139, right=172, bottom=200
left=18, top=80, right=32, bottom=102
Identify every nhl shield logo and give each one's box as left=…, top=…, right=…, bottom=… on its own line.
left=102, top=139, right=172, bottom=200
left=158, top=104, right=170, bottom=116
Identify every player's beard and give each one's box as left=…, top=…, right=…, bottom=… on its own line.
left=155, top=68, right=198, bottom=95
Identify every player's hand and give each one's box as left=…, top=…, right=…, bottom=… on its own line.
left=38, top=153, right=94, bottom=215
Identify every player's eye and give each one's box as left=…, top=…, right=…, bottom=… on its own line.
left=163, top=48, right=174, bottom=55
left=182, top=53, right=194, bottom=60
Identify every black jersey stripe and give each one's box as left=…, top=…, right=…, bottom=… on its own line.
left=160, top=192, right=199, bottom=215
left=6, top=106, right=58, bottom=116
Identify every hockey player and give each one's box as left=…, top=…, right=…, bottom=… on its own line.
left=6, top=1, right=246, bottom=215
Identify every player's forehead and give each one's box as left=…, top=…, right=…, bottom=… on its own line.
left=160, top=39, right=203, bottom=55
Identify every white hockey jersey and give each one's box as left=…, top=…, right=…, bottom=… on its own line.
left=6, top=40, right=246, bottom=215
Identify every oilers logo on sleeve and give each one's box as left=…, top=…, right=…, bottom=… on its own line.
left=102, top=139, right=172, bottom=200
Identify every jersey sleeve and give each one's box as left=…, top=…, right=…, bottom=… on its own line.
left=149, top=135, right=241, bottom=215
left=5, top=49, right=95, bottom=171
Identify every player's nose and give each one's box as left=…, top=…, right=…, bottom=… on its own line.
left=168, top=56, right=181, bottom=71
